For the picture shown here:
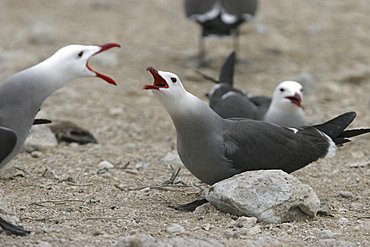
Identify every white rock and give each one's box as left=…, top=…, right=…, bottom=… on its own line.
left=165, top=223, right=185, bottom=234
left=98, top=160, right=114, bottom=169
left=31, top=151, right=43, bottom=158
left=23, top=125, right=58, bottom=153
left=202, top=223, right=211, bottom=231
left=205, top=170, right=320, bottom=223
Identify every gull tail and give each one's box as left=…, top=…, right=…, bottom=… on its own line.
left=313, top=112, right=370, bottom=145
left=218, top=51, right=236, bottom=86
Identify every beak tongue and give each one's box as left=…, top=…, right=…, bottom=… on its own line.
left=286, top=92, right=302, bottom=107
left=88, top=43, right=121, bottom=85
left=143, top=67, right=168, bottom=90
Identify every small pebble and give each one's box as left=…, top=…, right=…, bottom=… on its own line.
left=339, top=191, right=354, bottom=198
left=98, top=160, right=114, bottom=169
left=165, top=223, right=185, bottom=234
left=31, top=151, right=43, bottom=158
left=193, top=203, right=212, bottom=214
left=202, top=223, right=211, bottom=231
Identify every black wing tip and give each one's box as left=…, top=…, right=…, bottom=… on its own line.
left=218, top=51, right=237, bottom=85
left=316, top=111, right=370, bottom=145
left=0, top=217, right=31, bottom=236
left=339, top=128, right=370, bottom=138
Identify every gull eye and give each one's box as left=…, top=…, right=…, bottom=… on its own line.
left=77, top=51, right=84, bottom=58
left=171, top=77, right=177, bottom=83
left=280, top=88, right=285, bottom=92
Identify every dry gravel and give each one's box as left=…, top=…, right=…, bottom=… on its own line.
left=0, top=0, right=370, bottom=246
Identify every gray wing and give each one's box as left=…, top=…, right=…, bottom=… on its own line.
left=0, top=126, right=17, bottom=163
left=248, top=95, right=271, bottom=120
left=222, top=120, right=329, bottom=173
left=184, top=0, right=218, bottom=17
left=212, top=92, right=259, bottom=119
left=222, top=0, right=258, bottom=17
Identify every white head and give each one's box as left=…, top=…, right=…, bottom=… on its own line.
left=143, top=67, right=202, bottom=116
left=144, top=67, right=186, bottom=98
left=39, top=43, right=121, bottom=85
left=271, top=80, right=303, bottom=110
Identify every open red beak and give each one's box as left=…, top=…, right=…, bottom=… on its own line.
left=286, top=92, right=302, bottom=107
left=143, top=67, right=169, bottom=90
left=87, top=43, right=121, bottom=85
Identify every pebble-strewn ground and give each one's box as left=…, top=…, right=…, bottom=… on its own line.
left=0, top=0, right=369, bottom=246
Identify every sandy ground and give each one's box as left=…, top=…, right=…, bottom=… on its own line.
left=0, top=0, right=370, bottom=246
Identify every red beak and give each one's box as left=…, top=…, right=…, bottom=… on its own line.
left=87, top=43, right=121, bottom=85
left=143, top=67, right=169, bottom=90
left=286, top=93, right=302, bottom=107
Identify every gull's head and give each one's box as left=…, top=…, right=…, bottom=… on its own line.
left=143, top=67, right=186, bottom=99
left=46, top=43, right=121, bottom=85
left=272, top=80, right=303, bottom=109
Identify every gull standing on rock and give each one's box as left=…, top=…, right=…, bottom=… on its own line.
left=206, top=51, right=307, bottom=127
left=0, top=42, right=120, bottom=234
left=144, top=67, right=370, bottom=186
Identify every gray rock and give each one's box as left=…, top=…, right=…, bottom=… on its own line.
left=22, top=125, right=58, bottom=153
left=205, top=170, right=320, bottom=223
left=339, top=191, right=354, bottom=198
left=193, top=203, right=213, bottom=214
